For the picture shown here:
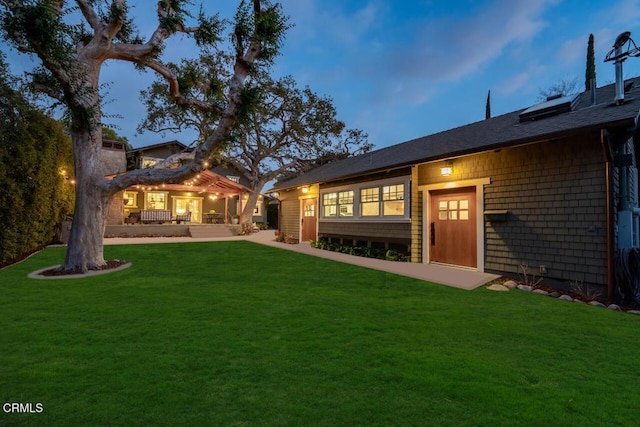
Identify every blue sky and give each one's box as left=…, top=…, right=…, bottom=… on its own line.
left=5, top=0, right=640, bottom=150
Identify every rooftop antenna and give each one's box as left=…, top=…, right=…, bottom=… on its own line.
left=604, top=31, right=640, bottom=104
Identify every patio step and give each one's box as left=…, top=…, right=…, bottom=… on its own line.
left=188, top=225, right=237, bottom=239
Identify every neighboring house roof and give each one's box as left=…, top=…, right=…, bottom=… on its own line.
left=121, top=140, right=255, bottom=195
left=126, top=140, right=189, bottom=157
left=271, top=78, right=640, bottom=191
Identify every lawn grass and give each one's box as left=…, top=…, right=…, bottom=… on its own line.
left=1, top=241, right=639, bottom=426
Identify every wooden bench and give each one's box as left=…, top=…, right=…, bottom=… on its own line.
left=140, top=209, right=172, bottom=224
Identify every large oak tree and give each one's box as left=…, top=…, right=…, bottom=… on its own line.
left=139, top=54, right=372, bottom=224
left=0, top=0, right=287, bottom=272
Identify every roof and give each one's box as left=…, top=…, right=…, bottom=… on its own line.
left=126, top=140, right=189, bottom=156
left=271, top=78, right=640, bottom=191
left=158, top=170, right=251, bottom=194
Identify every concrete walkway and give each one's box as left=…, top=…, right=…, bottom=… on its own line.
left=104, top=231, right=500, bottom=290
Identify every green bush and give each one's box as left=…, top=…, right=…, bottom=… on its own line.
left=310, top=239, right=409, bottom=262
left=0, top=60, right=74, bottom=264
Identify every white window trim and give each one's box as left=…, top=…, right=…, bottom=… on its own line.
left=123, top=191, right=138, bottom=208
left=144, top=191, right=169, bottom=210
left=319, top=176, right=411, bottom=222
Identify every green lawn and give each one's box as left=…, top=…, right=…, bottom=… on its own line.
left=1, top=241, right=639, bottom=426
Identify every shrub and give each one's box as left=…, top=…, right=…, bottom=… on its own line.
left=310, top=240, right=409, bottom=262
left=0, top=65, right=74, bottom=264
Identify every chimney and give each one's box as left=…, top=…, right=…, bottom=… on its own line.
left=604, top=31, right=640, bottom=104
left=590, top=78, right=597, bottom=106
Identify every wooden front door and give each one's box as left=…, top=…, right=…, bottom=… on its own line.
left=429, top=188, right=477, bottom=268
left=301, top=198, right=317, bottom=241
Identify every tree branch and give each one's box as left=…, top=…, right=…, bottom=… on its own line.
left=76, top=0, right=101, bottom=32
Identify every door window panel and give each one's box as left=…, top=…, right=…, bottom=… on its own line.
left=437, top=198, right=469, bottom=221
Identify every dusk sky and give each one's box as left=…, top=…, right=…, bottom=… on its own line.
left=4, top=0, right=640, bottom=150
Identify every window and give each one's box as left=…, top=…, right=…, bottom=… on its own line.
left=322, top=191, right=354, bottom=217
left=226, top=175, right=240, bottom=183
left=240, top=197, right=262, bottom=216
left=321, top=179, right=408, bottom=220
left=145, top=191, right=167, bottom=210
left=123, top=191, right=138, bottom=208
left=382, top=184, right=404, bottom=216
left=338, top=191, right=354, bottom=217
left=438, top=199, right=469, bottom=221
left=360, top=187, right=380, bottom=216
left=141, top=157, right=161, bottom=168
left=323, top=193, right=337, bottom=217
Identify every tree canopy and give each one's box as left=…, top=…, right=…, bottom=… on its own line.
left=0, top=0, right=289, bottom=272
left=139, top=53, right=372, bottom=222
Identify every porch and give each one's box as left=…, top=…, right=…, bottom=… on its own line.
left=112, top=169, right=264, bottom=226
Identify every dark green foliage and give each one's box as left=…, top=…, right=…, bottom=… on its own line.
left=0, top=57, right=74, bottom=264
left=233, top=0, right=289, bottom=64
left=194, top=9, right=224, bottom=46
left=1, top=1, right=72, bottom=67
left=156, top=0, right=197, bottom=36
left=485, top=89, right=491, bottom=120
left=585, top=33, right=596, bottom=91
left=310, top=239, right=409, bottom=261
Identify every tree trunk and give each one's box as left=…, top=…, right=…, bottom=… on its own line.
left=240, top=182, right=266, bottom=225
left=59, top=129, right=110, bottom=273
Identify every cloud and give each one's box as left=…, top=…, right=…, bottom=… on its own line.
left=280, top=0, right=385, bottom=49
left=497, top=72, right=531, bottom=95
left=352, top=0, right=559, bottom=108
left=381, top=0, right=557, bottom=82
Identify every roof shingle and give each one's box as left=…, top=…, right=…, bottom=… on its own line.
left=272, top=78, right=640, bottom=191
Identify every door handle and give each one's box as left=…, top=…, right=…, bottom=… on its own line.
left=430, top=222, right=435, bottom=245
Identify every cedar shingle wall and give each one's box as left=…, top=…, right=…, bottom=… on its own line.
left=411, top=166, right=422, bottom=262
left=319, top=221, right=411, bottom=243
left=419, top=133, right=608, bottom=285
left=279, top=193, right=301, bottom=241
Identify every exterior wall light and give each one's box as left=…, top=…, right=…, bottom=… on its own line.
left=440, top=161, right=453, bottom=176
left=301, top=186, right=309, bottom=194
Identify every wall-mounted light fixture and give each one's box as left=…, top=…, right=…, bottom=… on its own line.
left=301, top=186, right=309, bottom=194
left=440, top=160, right=453, bottom=177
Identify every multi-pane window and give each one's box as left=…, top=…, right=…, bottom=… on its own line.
left=382, top=184, right=405, bottom=216
left=323, top=191, right=354, bottom=217
left=360, top=187, right=380, bottom=216
left=338, top=191, right=354, bottom=217
left=438, top=199, right=469, bottom=220
left=321, top=182, right=407, bottom=219
left=323, top=193, right=337, bottom=217
left=145, top=191, right=167, bottom=210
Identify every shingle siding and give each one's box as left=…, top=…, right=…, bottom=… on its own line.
left=418, top=133, right=608, bottom=285
left=411, top=166, right=422, bottom=262
left=279, top=189, right=302, bottom=241
left=319, top=221, right=411, bottom=243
